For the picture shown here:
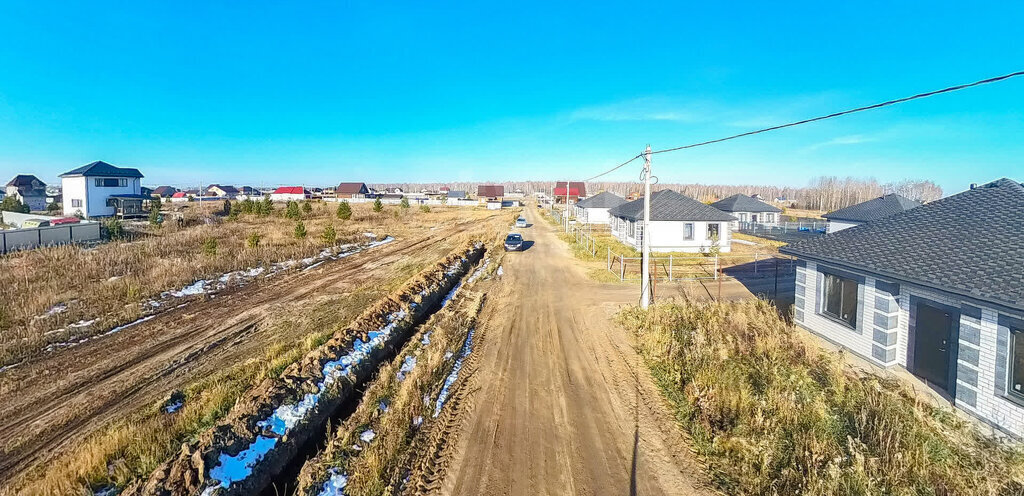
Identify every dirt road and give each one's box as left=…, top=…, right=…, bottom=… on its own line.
left=428, top=207, right=715, bottom=495
left=0, top=216, right=496, bottom=487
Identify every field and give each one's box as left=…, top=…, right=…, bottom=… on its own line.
left=0, top=201, right=514, bottom=495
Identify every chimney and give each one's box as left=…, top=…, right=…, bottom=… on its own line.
left=970, top=183, right=978, bottom=190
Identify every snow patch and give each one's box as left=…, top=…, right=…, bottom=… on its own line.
left=434, top=328, right=475, bottom=417
left=204, top=435, right=279, bottom=492
left=360, top=429, right=376, bottom=443
left=316, top=469, right=349, bottom=496
left=396, top=355, right=417, bottom=381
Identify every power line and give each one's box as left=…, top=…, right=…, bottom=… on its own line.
left=650, top=70, right=1024, bottom=155
left=582, top=153, right=643, bottom=182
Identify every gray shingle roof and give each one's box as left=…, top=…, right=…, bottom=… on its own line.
left=576, top=191, right=626, bottom=209
left=822, top=193, right=921, bottom=222
left=608, top=189, right=736, bottom=222
left=60, top=161, right=144, bottom=178
left=781, top=178, right=1024, bottom=313
left=710, top=194, right=781, bottom=213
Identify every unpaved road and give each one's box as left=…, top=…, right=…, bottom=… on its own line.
left=428, top=207, right=716, bottom=495
left=0, top=215, right=499, bottom=488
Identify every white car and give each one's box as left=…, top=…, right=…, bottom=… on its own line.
left=515, top=216, right=527, bottom=228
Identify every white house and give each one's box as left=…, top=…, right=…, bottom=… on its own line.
left=60, top=161, right=146, bottom=218
left=236, top=186, right=263, bottom=200
left=823, top=193, right=921, bottom=233
left=5, top=175, right=48, bottom=211
left=270, top=186, right=311, bottom=202
left=573, top=191, right=626, bottom=224
left=608, top=189, right=736, bottom=253
left=207, top=184, right=239, bottom=199
left=710, top=194, right=782, bottom=229
left=782, top=179, right=1024, bottom=437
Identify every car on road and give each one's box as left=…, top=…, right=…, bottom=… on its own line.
left=504, top=233, right=524, bottom=251
left=515, top=216, right=527, bottom=228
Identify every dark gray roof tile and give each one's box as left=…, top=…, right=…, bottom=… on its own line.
left=822, top=194, right=921, bottom=222
left=576, top=191, right=626, bottom=209
left=608, top=189, right=736, bottom=222
left=710, top=194, right=781, bottom=213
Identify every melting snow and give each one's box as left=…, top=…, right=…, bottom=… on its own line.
left=204, top=435, right=278, bottom=492
left=396, top=355, right=417, bottom=381
left=69, top=319, right=97, bottom=328
left=434, top=329, right=476, bottom=417
left=421, top=331, right=432, bottom=346
left=412, top=415, right=423, bottom=428
left=360, top=429, right=376, bottom=443
left=170, top=280, right=207, bottom=297
left=317, top=469, right=349, bottom=496
left=164, top=400, right=184, bottom=413
left=497, top=266, right=504, bottom=276
left=440, top=282, right=462, bottom=308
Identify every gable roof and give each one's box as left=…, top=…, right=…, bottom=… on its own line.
left=6, top=174, right=46, bottom=190
left=207, top=184, right=239, bottom=194
left=576, top=191, right=626, bottom=209
left=336, top=182, right=369, bottom=194
left=238, top=186, right=262, bottom=195
left=781, top=179, right=1024, bottom=313
left=822, top=193, right=922, bottom=222
left=447, top=190, right=467, bottom=198
left=152, top=186, right=178, bottom=197
left=608, top=189, right=736, bottom=222
left=272, top=186, right=309, bottom=195
left=478, top=185, right=504, bottom=197
left=59, top=161, right=144, bottom=178
left=710, top=194, right=781, bottom=213
left=554, top=181, right=586, bottom=197
left=171, top=191, right=188, bottom=198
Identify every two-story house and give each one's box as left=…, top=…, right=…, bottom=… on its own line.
left=60, top=161, right=146, bottom=218
left=5, top=175, right=48, bottom=211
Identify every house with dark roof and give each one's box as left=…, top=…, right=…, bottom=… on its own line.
left=236, top=186, right=263, bottom=200
left=554, top=181, right=586, bottom=204
left=607, top=189, right=736, bottom=253
left=206, top=184, right=239, bottom=199
left=477, top=185, right=504, bottom=201
left=151, top=186, right=178, bottom=198
left=710, top=194, right=782, bottom=228
left=5, top=174, right=48, bottom=211
left=336, top=182, right=370, bottom=199
left=573, top=191, right=626, bottom=224
left=823, top=193, right=922, bottom=233
left=780, top=179, right=1024, bottom=436
left=59, top=161, right=146, bottom=218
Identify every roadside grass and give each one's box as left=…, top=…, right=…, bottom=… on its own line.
left=732, top=232, right=786, bottom=250
left=620, top=299, right=1024, bottom=495
left=0, top=203, right=482, bottom=366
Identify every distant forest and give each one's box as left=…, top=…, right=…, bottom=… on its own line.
left=371, top=176, right=943, bottom=212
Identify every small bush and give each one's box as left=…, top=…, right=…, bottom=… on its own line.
left=420, top=205, right=431, bottom=213
left=286, top=201, right=301, bottom=220
left=247, top=232, right=262, bottom=249
left=337, top=201, right=352, bottom=220
left=294, top=220, right=307, bottom=239
left=0, top=196, right=29, bottom=213
left=221, top=199, right=232, bottom=217
left=46, top=201, right=61, bottom=213
left=148, top=207, right=161, bottom=226
left=259, top=196, right=273, bottom=216
left=202, top=238, right=217, bottom=255
left=302, top=201, right=313, bottom=214
left=400, top=197, right=410, bottom=210
left=321, top=224, right=337, bottom=244
left=373, top=198, right=383, bottom=212
left=104, top=219, right=125, bottom=240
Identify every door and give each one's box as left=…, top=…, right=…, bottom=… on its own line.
left=912, top=302, right=954, bottom=391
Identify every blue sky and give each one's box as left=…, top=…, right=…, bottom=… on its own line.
left=0, top=1, right=1022, bottom=194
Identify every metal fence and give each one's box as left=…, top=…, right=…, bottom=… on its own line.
left=0, top=222, right=102, bottom=254
left=606, top=248, right=796, bottom=282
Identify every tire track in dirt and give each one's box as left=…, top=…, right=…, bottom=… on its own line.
left=0, top=218, right=494, bottom=487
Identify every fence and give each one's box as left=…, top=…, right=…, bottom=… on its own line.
left=738, top=220, right=828, bottom=235
left=606, top=248, right=796, bottom=282
left=0, top=222, right=102, bottom=254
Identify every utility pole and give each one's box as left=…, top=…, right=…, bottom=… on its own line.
left=640, top=145, right=652, bottom=309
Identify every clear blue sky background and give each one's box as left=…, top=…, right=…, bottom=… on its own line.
left=1, top=1, right=1022, bottom=194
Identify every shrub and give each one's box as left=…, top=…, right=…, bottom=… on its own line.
left=337, top=201, right=352, bottom=220
left=247, top=231, right=262, bottom=249
left=228, top=201, right=241, bottom=221
left=286, top=201, right=301, bottom=220
left=202, top=238, right=217, bottom=255
left=46, top=201, right=61, bottom=213
left=240, top=198, right=255, bottom=214
left=104, top=219, right=125, bottom=240
left=372, top=198, right=383, bottom=212
left=420, top=205, right=431, bottom=213
left=149, top=207, right=161, bottom=226
left=400, top=197, right=410, bottom=210
left=0, top=196, right=29, bottom=213
left=221, top=199, right=231, bottom=216
left=302, top=201, right=313, bottom=214
left=259, top=196, right=273, bottom=216
left=294, top=220, right=307, bottom=239
left=321, top=224, right=337, bottom=244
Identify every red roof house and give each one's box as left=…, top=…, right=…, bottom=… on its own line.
left=554, top=181, right=587, bottom=203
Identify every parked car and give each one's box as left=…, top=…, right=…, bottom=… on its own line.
left=504, top=233, right=524, bottom=251
left=515, top=216, right=527, bottom=228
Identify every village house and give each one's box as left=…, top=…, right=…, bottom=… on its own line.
left=477, top=185, right=504, bottom=202
left=781, top=179, right=1024, bottom=437
left=236, top=186, right=262, bottom=200
left=553, top=181, right=586, bottom=204
left=573, top=191, right=626, bottom=224
left=711, top=193, right=782, bottom=228
left=60, top=161, right=147, bottom=218
left=206, top=184, right=239, bottom=199
left=270, top=186, right=311, bottom=202
left=336, top=182, right=370, bottom=199
left=151, top=186, right=178, bottom=198
left=608, top=189, right=736, bottom=253
left=823, top=193, right=921, bottom=233
left=5, top=175, right=48, bottom=211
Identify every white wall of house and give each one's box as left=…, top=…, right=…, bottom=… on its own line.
left=794, top=261, right=1024, bottom=437
left=577, top=206, right=613, bottom=224
left=6, top=185, right=47, bottom=212
left=609, top=216, right=731, bottom=253
left=729, top=211, right=778, bottom=229
left=62, top=176, right=141, bottom=218
left=270, top=193, right=308, bottom=202
left=826, top=220, right=860, bottom=233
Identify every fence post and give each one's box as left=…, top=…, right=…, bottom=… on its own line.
left=714, top=254, right=719, bottom=280
left=668, top=254, right=673, bottom=281
left=607, top=246, right=611, bottom=269
left=754, top=252, right=758, bottom=274
left=620, top=255, right=625, bottom=281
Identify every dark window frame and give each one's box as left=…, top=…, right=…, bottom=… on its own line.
left=707, top=223, right=720, bottom=240
left=820, top=272, right=859, bottom=328
left=683, top=222, right=694, bottom=240
left=1008, top=328, right=1024, bottom=404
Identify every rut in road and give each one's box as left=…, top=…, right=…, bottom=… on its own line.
left=411, top=207, right=717, bottom=496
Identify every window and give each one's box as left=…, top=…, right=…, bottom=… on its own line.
left=636, top=223, right=643, bottom=244
left=821, top=273, right=858, bottom=327
left=683, top=223, right=694, bottom=240
left=738, top=213, right=748, bottom=222
left=1011, top=330, right=1024, bottom=401
left=707, top=223, right=720, bottom=240
left=766, top=213, right=775, bottom=223
left=627, top=220, right=635, bottom=237
left=94, top=178, right=127, bottom=187
left=71, top=199, right=82, bottom=208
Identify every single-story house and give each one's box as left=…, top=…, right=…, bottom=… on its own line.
left=336, top=182, right=370, bottom=199
left=270, top=186, right=311, bottom=202
left=207, top=184, right=239, bottom=199
left=5, top=174, right=48, bottom=211
left=608, top=189, right=736, bottom=253
left=446, top=190, right=467, bottom=199
left=477, top=185, right=504, bottom=201
left=780, top=178, right=1024, bottom=437
left=573, top=191, right=626, bottom=224
left=711, top=194, right=782, bottom=228
left=60, top=161, right=146, bottom=218
left=236, top=186, right=263, bottom=200
left=440, top=186, right=451, bottom=193
left=554, top=181, right=586, bottom=204
left=824, top=193, right=922, bottom=233
left=169, top=191, right=193, bottom=203
left=152, top=186, right=178, bottom=198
